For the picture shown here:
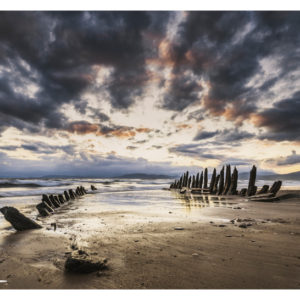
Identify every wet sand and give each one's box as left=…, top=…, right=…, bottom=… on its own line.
left=0, top=190, right=299, bottom=289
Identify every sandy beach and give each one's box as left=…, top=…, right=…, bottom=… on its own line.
left=0, top=189, right=299, bottom=289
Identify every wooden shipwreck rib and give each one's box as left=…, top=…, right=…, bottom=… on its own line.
left=169, top=165, right=282, bottom=201
left=0, top=185, right=90, bottom=231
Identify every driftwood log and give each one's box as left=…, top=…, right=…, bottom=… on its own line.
left=0, top=206, right=42, bottom=231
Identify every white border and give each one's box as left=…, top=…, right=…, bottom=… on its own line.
left=0, top=0, right=300, bottom=11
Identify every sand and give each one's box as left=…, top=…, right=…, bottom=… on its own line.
left=0, top=190, right=299, bottom=289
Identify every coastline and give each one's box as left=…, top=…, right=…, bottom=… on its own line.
left=0, top=189, right=299, bottom=289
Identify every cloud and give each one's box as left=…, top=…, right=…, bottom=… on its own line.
left=252, top=91, right=300, bottom=141
left=160, top=11, right=300, bottom=139
left=162, top=71, right=203, bottom=111
left=66, top=121, right=152, bottom=138
left=168, top=143, right=224, bottom=160
left=126, top=146, right=137, bottom=150
left=0, top=11, right=171, bottom=134
left=193, top=129, right=255, bottom=142
left=0, top=141, right=76, bottom=156
left=193, top=130, right=219, bottom=141
left=276, top=151, right=300, bottom=166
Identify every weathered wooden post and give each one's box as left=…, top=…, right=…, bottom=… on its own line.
left=204, top=168, right=208, bottom=189
left=54, top=195, right=62, bottom=204
left=58, top=194, right=65, bottom=203
left=269, top=181, right=282, bottom=196
left=223, top=165, right=231, bottom=195
left=64, top=191, right=70, bottom=201
left=195, top=173, right=199, bottom=188
left=209, top=168, right=216, bottom=194
left=42, top=194, right=55, bottom=208
left=187, top=176, right=191, bottom=188
left=213, top=174, right=220, bottom=194
left=199, top=171, right=203, bottom=189
left=36, top=201, right=54, bottom=216
left=49, top=195, right=60, bottom=208
left=179, top=176, right=183, bottom=189
left=192, top=175, right=195, bottom=188
left=218, top=166, right=224, bottom=195
left=240, top=188, right=247, bottom=196
left=257, top=185, right=269, bottom=194
left=229, top=167, right=238, bottom=195
left=69, top=189, right=76, bottom=199
left=185, top=171, right=189, bottom=187
left=0, top=206, right=42, bottom=231
left=247, top=165, right=257, bottom=196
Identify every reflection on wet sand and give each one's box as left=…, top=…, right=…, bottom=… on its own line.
left=171, top=190, right=240, bottom=212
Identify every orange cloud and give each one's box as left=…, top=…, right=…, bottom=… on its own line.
left=67, top=121, right=152, bottom=139
left=176, top=124, right=192, bottom=129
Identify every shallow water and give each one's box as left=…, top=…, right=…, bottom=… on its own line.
left=0, top=177, right=299, bottom=225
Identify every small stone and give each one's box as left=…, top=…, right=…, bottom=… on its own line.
left=134, top=240, right=139, bottom=242
left=174, top=227, right=184, bottom=230
left=192, top=253, right=199, bottom=256
left=210, top=221, right=214, bottom=224
left=78, top=249, right=88, bottom=255
left=239, top=223, right=248, bottom=228
left=65, top=255, right=108, bottom=273
left=96, top=271, right=103, bottom=277
left=218, top=224, right=226, bottom=227
left=169, top=211, right=172, bottom=214
left=71, top=244, right=78, bottom=250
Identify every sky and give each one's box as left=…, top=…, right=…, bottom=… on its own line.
left=0, top=11, right=299, bottom=177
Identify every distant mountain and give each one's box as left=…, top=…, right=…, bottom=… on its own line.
left=115, top=173, right=175, bottom=179
left=239, top=171, right=300, bottom=181
left=258, top=171, right=300, bottom=181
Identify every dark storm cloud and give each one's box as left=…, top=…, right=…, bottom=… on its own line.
left=162, top=72, right=203, bottom=111
left=66, top=121, right=153, bottom=138
left=161, top=11, right=300, bottom=141
left=255, top=91, right=300, bottom=141
left=0, top=11, right=171, bottom=133
left=0, top=141, right=75, bottom=155
left=193, top=129, right=254, bottom=142
left=169, top=144, right=224, bottom=160
left=193, top=130, right=219, bottom=141
left=218, top=129, right=255, bottom=143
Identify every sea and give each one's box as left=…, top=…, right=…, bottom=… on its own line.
left=0, top=177, right=299, bottom=224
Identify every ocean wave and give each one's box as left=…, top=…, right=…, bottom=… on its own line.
left=0, top=179, right=72, bottom=188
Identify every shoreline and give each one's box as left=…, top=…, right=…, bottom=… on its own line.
left=0, top=189, right=299, bottom=289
